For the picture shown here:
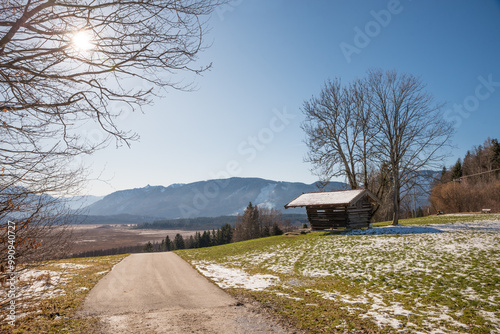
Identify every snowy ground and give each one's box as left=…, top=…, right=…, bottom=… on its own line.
left=190, top=220, right=500, bottom=333
left=0, top=257, right=122, bottom=322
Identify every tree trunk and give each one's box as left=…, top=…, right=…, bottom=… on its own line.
left=392, top=178, right=400, bottom=226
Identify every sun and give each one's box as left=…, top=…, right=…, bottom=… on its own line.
left=71, top=30, right=94, bottom=51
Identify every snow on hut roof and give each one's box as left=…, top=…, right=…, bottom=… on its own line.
left=284, top=189, right=378, bottom=208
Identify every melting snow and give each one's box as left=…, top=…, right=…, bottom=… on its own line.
left=0, top=270, right=69, bottom=302
left=255, top=183, right=276, bottom=208
left=347, top=219, right=500, bottom=235
left=194, top=262, right=279, bottom=291
left=95, top=270, right=109, bottom=276
left=190, top=219, right=500, bottom=332
left=54, top=263, right=91, bottom=269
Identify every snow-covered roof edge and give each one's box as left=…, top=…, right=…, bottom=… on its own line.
left=284, top=189, right=380, bottom=208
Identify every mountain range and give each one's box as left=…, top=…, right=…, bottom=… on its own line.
left=81, top=177, right=347, bottom=219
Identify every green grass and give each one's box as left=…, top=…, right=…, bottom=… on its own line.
left=177, top=215, right=500, bottom=333
left=0, top=254, right=127, bottom=334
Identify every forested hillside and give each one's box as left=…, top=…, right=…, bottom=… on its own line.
left=431, top=138, right=500, bottom=212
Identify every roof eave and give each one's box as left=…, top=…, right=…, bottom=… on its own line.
left=285, top=202, right=350, bottom=208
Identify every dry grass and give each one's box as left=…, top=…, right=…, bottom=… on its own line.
left=0, top=254, right=127, bottom=333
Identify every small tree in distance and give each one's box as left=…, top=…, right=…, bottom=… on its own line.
left=173, top=234, right=185, bottom=250
left=450, top=159, right=463, bottom=181
left=143, top=241, right=154, bottom=253
left=165, top=235, right=174, bottom=251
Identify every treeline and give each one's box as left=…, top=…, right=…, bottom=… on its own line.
left=134, top=216, right=237, bottom=230
left=431, top=138, right=500, bottom=213
left=134, top=214, right=308, bottom=230
left=69, top=225, right=235, bottom=258
left=143, top=224, right=234, bottom=252
left=69, top=244, right=144, bottom=258
left=143, top=203, right=296, bottom=251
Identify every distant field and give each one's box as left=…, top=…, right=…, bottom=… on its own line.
left=178, top=214, right=500, bottom=333
left=68, top=224, right=199, bottom=254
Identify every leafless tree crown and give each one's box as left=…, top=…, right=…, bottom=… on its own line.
left=302, top=69, right=453, bottom=225
left=1, top=0, right=222, bottom=155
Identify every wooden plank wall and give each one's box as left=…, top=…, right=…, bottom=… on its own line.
left=307, top=206, right=349, bottom=229
left=306, top=197, right=372, bottom=230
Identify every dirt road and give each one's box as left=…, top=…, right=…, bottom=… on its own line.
left=78, top=253, right=295, bottom=333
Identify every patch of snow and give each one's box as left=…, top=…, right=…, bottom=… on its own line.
left=423, top=309, right=470, bottom=330
left=479, top=310, right=500, bottom=325
left=54, top=263, right=91, bottom=269
left=254, top=183, right=276, bottom=207
left=95, top=270, right=109, bottom=276
left=347, top=225, right=445, bottom=235
left=360, top=311, right=402, bottom=330
left=167, top=183, right=185, bottom=189
left=194, top=262, right=279, bottom=291
left=4, top=270, right=70, bottom=301
left=301, top=268, right=331, bottom=277
left=275, top=292, right=304, bottom=301
left=306, top=289, right=339, bottom=301
left=346, top=220, right=500, bottom=235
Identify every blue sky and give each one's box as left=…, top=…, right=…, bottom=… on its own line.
left=83, top=0, right=500, bottom=196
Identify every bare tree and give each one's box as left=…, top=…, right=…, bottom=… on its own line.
left=366, top=69, right=453, bottom=225
left=258, top=206, right=288, bottom=235
left=302, top=69, right=453, bottom=225
left=233, top=204, right=287, bottom=242
left=0, top=0, right=223, bottom=293
left=302, top=77, right=388, bottom=219
left=302, top=78, right=376, bottom=189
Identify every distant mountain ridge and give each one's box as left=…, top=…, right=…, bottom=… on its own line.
left=82, top=177, right=347, bottom=219
left=63, top=195, right=104, bottom=210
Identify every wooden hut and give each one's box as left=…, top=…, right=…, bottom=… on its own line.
left=284, top=189, right=379, bottom=230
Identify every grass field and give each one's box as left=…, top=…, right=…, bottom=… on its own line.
left=0, top=254, right=127, bottom=334
left=177, top=214, right=500, bottom=333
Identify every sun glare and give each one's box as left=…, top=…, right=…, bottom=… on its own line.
left=71, top=30, right=94, bottom=51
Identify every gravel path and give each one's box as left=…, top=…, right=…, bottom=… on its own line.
left=78, top=253, right=296, bottom=333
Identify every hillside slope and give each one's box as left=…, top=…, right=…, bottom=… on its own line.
left=178, top=215, right=500, bottom=333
